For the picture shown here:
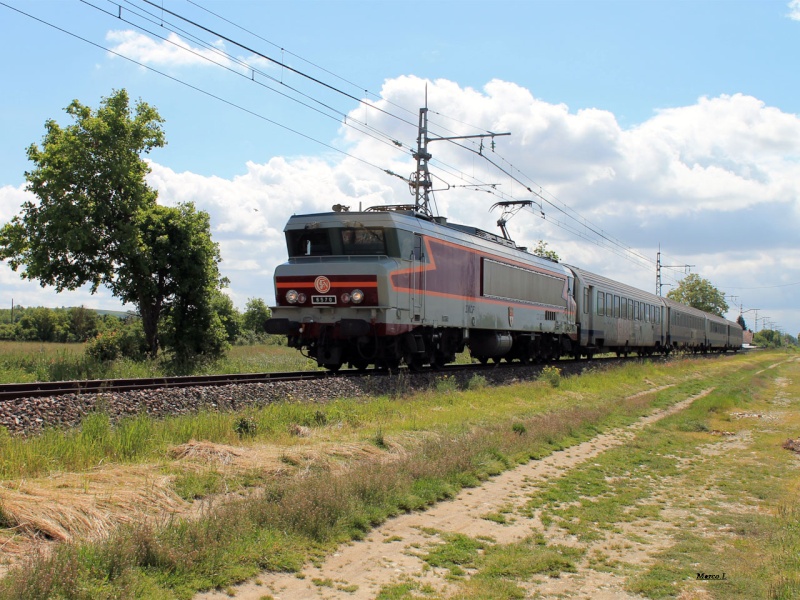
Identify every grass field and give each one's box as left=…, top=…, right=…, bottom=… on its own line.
left=0, top=350, right=797, bottom=599
left=0, top=341, right=321, bottom=384
left=0, top=340, right=479, bottom=383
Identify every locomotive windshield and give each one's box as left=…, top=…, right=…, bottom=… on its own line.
left=341, top=228, right=386, bottom=254
left=286, top=227, right=389, bottom=257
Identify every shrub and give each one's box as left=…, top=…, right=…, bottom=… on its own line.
left=234, top=416, right=258, bottom=439
left=85, top=320, right=147, bottom=362
left=467, top=374, right=488, bottom=390
left=435, top=375, right=458, bottom=394
left=539, top=365, right=562, bottom=388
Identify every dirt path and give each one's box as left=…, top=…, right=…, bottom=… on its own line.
left=196, top=385, right=708, bottom=600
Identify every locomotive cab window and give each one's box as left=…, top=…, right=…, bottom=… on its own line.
left=288, top=229, right=332, bottom=257
left=341, top=228, right=387, bottom=255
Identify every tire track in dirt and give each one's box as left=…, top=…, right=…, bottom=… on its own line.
left=195, top=385, right=711, bottom=600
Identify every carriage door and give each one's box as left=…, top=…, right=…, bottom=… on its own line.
left=584, top=285, right=594, bottom=346
left=410, top=234, right=426, bottom=323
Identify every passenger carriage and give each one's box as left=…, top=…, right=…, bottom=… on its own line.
left=567, top=266, right=667, bottom=357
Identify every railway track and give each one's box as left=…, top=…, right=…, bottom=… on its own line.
left=0, top=360, right=556, bottom=402
left=0, top=370, right=332, bottom=402
left=0, top=350, right=740, bottom=403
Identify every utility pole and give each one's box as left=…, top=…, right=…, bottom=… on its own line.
left=656, top=244, right=695, bottom=296
left=410, top=101, right=510, bottom=217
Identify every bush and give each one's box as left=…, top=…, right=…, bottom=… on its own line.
left=435, top=375, right=458, bottom=394
left=539, top=366, right=562, bottom=388
left=85, top=320, right=147, bottom=363
left=467, top=374, right=488, bottom=390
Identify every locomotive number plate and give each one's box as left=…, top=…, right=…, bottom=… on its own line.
left=312, top=295, right=337, bottom=305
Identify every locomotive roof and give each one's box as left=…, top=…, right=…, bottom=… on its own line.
left=284, top=209, right=570, bottom=275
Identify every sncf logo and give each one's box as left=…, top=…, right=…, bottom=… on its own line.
left=314, top=276, right=331, bottom=293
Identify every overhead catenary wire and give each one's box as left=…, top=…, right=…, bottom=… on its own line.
left=86, top=0, right=413, bottom=155
left=0, top=1, right=390, bottom=177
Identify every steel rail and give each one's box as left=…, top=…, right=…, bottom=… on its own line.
left=0, top=370, right=331, bottom=402
left=0, top=349, right=742, bottom=403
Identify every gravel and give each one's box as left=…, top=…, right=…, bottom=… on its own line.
left=0, top=361, right=604, bottom=436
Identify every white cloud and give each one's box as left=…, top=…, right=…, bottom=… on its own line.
left=2, top=77, right=799, bottom=334
left=789, top=0, right=800, bottom=21
left=0, top=183, right=30, bottom=222
left=105, top=30, right=272, bottom=74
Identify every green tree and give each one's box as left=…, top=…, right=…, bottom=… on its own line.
left=666, top=274, right=729, bottom=317
left=753, top=329, right=781, bottom=348
left=68, top=306, right=99, bottom=342
left=736, top=314, right=746, bottom=330
left=16, top=307, right=59, bottom=342
left=210, top=291, right=242, bottom=343
left=0, top=90, right=226, bottom=362
left=243, top=297, right=271, bottom=333
left=532, top=240, right=560, bottom=262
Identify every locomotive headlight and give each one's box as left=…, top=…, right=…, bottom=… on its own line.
left=341, top=292, right=351, bottom=303
left=297, top=293, right=307, bottom=303
left=286, top=289, right=299, bottom=304
left=350, top=289, right=364, bottom=304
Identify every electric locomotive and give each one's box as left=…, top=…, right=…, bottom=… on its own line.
left=265, top=204, right=578, bottom=370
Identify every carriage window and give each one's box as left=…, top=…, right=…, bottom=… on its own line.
left=621, top=298, right=628, bottom=320
left=628, top=299, right=634, bottom=320
left=606, top=293, right=613, bottom=317
left=614, top=296, right=620, bottom=318
left=597, top=291, right=605, bottom=316
left=583, top=288, right=589, bottom=314
left=341, top=228, right=386, bottom=255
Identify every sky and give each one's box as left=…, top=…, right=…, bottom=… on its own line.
left=1, top=0, right=799, bottom=338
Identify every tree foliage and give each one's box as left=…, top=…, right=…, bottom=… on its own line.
left=532, top=240, right=560, bottom=262
left=243, top=297, right=272, bottom=333
left=0, top=89, right=226, bottom=362
left=0, top=306, right=119, bottom=343
left=736, top=314, right=746, bottom=330
left=753, top=329, right=782, bottom=348
left=666, top=274, right=729, bottom=317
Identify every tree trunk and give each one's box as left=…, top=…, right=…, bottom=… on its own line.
left=139, top=298, right=161, bottom=358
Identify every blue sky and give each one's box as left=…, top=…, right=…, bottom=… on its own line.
left=1, top=0, right=799, bottom=338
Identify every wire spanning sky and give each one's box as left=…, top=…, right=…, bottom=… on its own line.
left=1, top=0, right=799, bottom=337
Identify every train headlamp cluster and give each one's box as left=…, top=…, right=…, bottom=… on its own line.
left=285, top=290, right=307, bottom=304
left=285, top=288, right=364, bottom=304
